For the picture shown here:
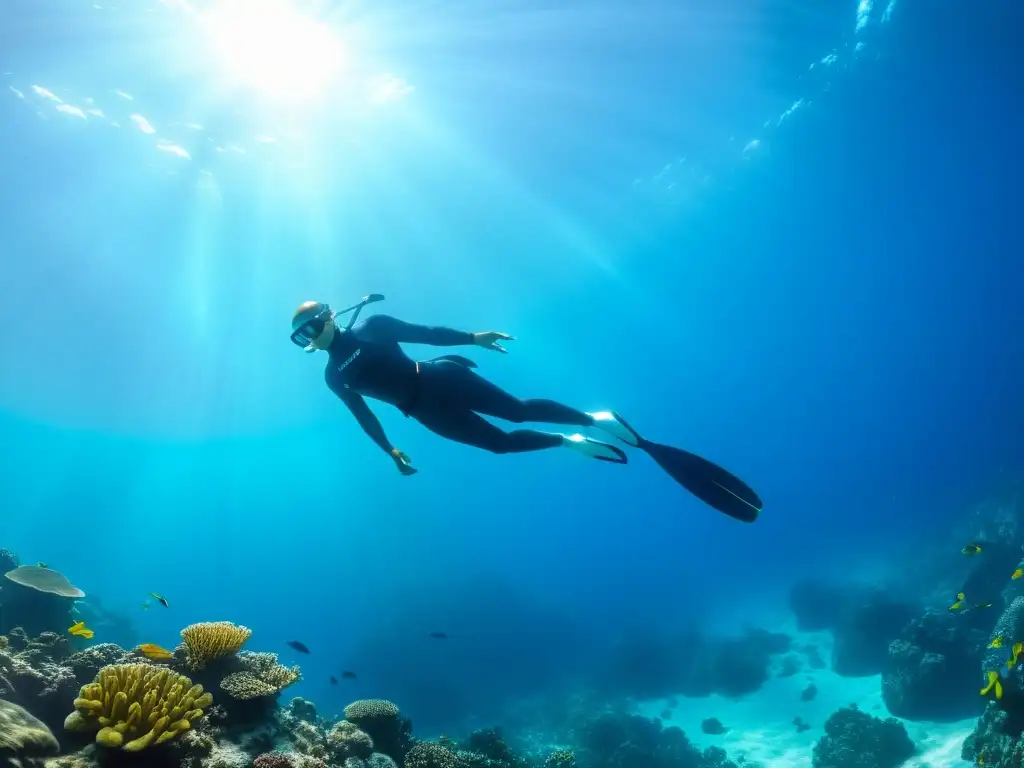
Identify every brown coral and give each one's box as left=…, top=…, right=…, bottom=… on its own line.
left=344, top=699, right=400, bottom=723
left=219, top=651, right=300, bottom=699
left=0, top=698, right=59, bottom=757
left=180, top=621, right=252, bottom=670
left=343, top=699, right=409, bottom=762
left=329, top=720, right=374, bottom=759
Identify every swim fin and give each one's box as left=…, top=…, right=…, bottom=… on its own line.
left=562, top=434, right=628, bottom=464
left=610, top=412, right=762, bottom=522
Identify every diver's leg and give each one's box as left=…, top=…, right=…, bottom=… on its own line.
left=440, top=364, right=593, bottom=426
left=414, top=403, right=564, bottom=454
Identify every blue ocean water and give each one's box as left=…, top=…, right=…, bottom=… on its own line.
left=0, top=0, right=1022, bottom=749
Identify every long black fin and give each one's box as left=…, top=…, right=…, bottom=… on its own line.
left=611, top=413, right=762, bottom=522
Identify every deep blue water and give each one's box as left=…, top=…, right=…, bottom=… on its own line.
left=1, top=0, right=1022, bottom=736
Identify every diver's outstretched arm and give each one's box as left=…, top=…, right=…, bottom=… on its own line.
left=333, top=387, right=417, bottom=475
left=353, top=314, right=477, bottom=347
left=334, top=388, right=394, bottom=454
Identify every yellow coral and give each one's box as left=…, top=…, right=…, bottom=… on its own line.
left=64, top=663, right=213, bottom=752
left=180, top=621, right=252, bottom=670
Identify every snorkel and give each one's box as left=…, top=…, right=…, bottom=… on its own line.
left=291, top=294, right=386, bottom=352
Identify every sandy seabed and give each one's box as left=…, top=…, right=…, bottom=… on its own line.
left=636, top=629, right=974, bottom=768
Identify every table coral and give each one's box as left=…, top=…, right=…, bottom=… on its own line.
left=219, top=652, right=300, bottom=700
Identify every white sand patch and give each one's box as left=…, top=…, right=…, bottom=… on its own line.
left=636, top=630, right=974, bottom=767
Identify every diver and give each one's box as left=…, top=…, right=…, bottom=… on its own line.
left=291, top=295, right=763, bottom=522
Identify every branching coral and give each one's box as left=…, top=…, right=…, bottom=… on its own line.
left=64, top=663, right=214, bottom=751
left=219, top=652, right=300, bottom=700
left=180, top=621, right=252, bottom=670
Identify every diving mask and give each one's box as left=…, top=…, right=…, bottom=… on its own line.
left=290, top=304, right=334, bottom=352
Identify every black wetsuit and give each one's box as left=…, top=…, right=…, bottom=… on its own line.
left=324, top=314, right=593, bottom=454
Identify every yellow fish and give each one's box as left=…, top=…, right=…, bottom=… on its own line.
left=989, top=636, right=1005, bottom=649
left=1013, top=568, right=1023, bottom=580
left=981, top=670, right=1003, bottom=700
left=949, top=592, right=967, bottom=612
left=1008, top=642, right=1024, bottom=669
left=67, top=621, right=94, bottom=640
left=135, top=643, right=173, bottom=661
left=963, top=543, right=983, bottom=555
left=978, top=752, right=986, bottom=766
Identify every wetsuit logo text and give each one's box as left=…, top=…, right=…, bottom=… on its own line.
left=336, top=348, right=361, bottom=384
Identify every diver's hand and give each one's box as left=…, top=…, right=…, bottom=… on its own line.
left=391, top=448, right=418, bottom=476
left=472, top=331, right=515, bottom=353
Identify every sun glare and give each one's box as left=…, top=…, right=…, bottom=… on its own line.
left=201, top=1, right=346, bottom=104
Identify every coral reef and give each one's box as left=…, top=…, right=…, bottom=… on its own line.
left=404, top=742, right=458, bottom=768
left=882, top=609, right=986, bottom=721
left=329, top=720, right=375, bottom=760
left=0, top=544, right=754, bottom=768
left=344, top=699, right=413, bottom=763
left=811, top=706, right=914, bottom=768
left=254, top=754, right=295, bottom=768
left=0, top=698, right=59, bottom=766
left=64, top=663, right=213, bottom=751
left=0, top=629, right=84, bottom=735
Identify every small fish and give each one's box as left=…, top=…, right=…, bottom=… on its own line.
left=286, top=640, right=310, bottom=654
left=68, top=621, right=94, bottom=640
left=37, top=561, right=47, bottom=568
left=150, top=593, right=169, bottom=608
left=949, top=592, right=967, bottom=612
left=981, top=670, right=1003, bottom=700
left=989, top=636, right=1005, bottom=649
left=141, top=600, right=151, bottom=610
left=342, top=670, right=357, bottom=680
left=976, top=603, right=994, bottom=609
left=428, top=632, right=448, bottom=640
left=1013, top=569, right=1024, bottom=580
left=136, top=643, right=174, bottom=661
left=963, top=543, right=983, bottom=555
left=1008, top=642, right=1024, bottom=669
left=330, top=676, right=338, bottom=685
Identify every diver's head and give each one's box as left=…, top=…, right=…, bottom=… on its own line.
left=290, top=301, right=336, bottom=352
